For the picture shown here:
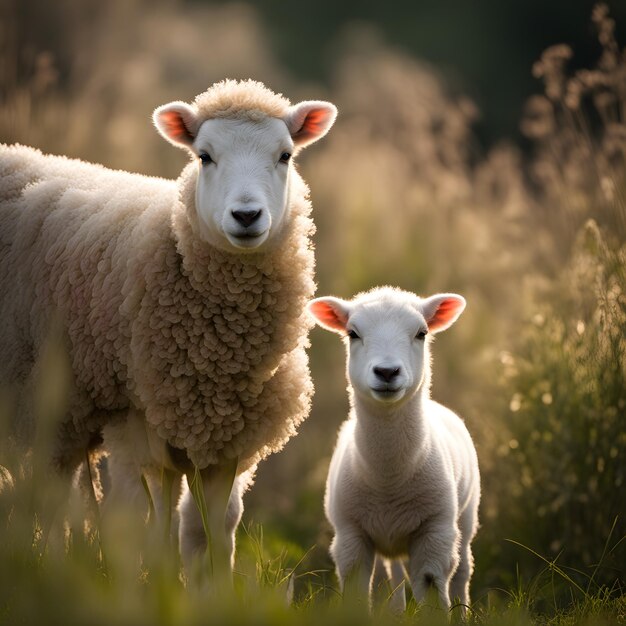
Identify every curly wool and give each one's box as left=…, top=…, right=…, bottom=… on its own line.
left=192, top=79, right=292, bottom=122
left=129, top=162, right=315, bottom=469
left=0, top=85, right=315, bottom=471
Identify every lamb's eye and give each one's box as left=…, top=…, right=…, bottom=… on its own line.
left=416, top=330, right=428, bottom=341
left=199, top=152, right=213, bottom=165
left=279, top=152, right=291, bottom=163
left=347, top=329, right=360, bottom=340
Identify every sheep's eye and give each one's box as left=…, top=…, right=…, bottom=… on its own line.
left=347, top=329, right=360, bottom=340
left=416, top=330, right=428, bottom=341
left=279, top=152, right=291, bottom=163
left=199, top=152, right=213, bottom=165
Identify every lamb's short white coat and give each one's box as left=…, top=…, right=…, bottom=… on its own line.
left=308, top=287, right=480, bottom=613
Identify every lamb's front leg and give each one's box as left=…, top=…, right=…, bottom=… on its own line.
left=407, top=520, right=460, bottom=612
left=331, top=526, right=375, bottom=605
left=183, top=458, right=238, bottom=586
left=385, top=559, right=407, bottom=613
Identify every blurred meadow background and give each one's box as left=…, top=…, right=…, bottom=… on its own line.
left=1, top=0, right=625, bottom=623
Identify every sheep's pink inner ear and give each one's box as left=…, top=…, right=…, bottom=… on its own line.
left=425, top=296, right=466, bottom=333
left=153, top=103, right=199, bottom=148
left=307, top=299, right=348, bottom=333
left=158, top=110, right=194, bottom=145
left=286, top=101, right=337, bottom=149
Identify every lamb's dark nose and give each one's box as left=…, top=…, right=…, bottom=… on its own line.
left=373, top=366, right=401, bottom=383
left=232, top=208, right=262, bottom=228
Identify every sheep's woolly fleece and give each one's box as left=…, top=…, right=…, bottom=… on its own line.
left=0, top=81, right=316, bottom=471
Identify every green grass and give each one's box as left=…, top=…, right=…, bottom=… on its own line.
left=0, top=448, right=623, bottom=626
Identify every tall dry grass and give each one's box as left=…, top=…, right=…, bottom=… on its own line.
left=481, top=5, right=626, bottom=597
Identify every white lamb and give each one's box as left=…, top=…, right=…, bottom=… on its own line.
left=0, top=79, right=337, bottom=576
left=307, top=287, right=480, bottom=614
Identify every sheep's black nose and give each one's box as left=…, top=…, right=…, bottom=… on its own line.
left=232, top=208, right=262, bottom=228
left=373, top=366, right=401, bottom=383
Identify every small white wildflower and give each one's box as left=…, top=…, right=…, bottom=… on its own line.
left=499, top=351, right=515, bottom=366
left=600, top=177, right=615, bottom=202
left=510, top=393, right=522, bottom=412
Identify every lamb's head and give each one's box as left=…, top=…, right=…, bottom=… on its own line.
left=308, top=288, right=465, bottom=406
left=153, top=80, right=337, bottom=251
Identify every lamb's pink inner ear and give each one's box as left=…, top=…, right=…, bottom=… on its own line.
left=287, top=102, right=337, bottom=148
left=308, top=299, right=348, bottom=333
left=158, top=109, right=195, bottom=145
left=426, top=296, right=466, bottom=333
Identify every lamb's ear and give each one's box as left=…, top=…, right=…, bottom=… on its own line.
left=307, top=297, right=350, bottom=333
left=421, top=294, right=466, bottom=334
left=284, top=101, right=337, bottom=150
left=153, top=101, right=201, bottom=149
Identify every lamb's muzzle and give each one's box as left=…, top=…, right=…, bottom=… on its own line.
left=372, top=365, right=401, bottom=383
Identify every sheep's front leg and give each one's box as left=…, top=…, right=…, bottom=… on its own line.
left=331, top=526, right=375, bottom=606
left=142, top=466, right=182, bottom=546
left=407, top=521, right=460, bottom=612
left=184, top=458, right=238, bottom=585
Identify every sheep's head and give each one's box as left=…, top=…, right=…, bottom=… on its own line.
left=308, top=288, right=465, bottom=406
left=153, top=81, right=336, bottom=252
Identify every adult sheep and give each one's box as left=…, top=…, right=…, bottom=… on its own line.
left=0, top=79, right=337, bottom=574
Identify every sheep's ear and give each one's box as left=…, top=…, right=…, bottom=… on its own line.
left=284, top=101, right=337, bottom=150
left=153, top=101, right=201, bottom=149
left=421, top=294, right=466, bottom=334
left=307, top=297, right=350, bottom=333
